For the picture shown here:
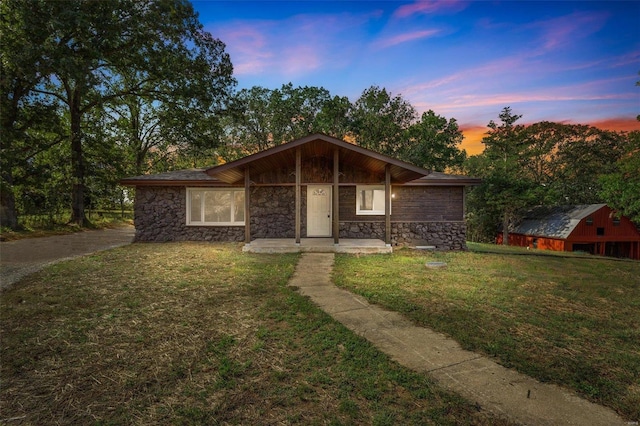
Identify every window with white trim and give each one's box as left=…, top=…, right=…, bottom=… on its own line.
left=187, top=188, right=245, bottom=226
left=356, top=185, right=389, bottom=215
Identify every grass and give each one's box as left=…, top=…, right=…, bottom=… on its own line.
left=333, top=244, right=640, bottom=421
left=0, top=243, right=509, bottom=425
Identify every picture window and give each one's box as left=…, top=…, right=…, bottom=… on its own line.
left=187, top=188, right=245, bottom=226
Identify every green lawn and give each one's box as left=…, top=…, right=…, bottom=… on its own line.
left=333, top=245, right=640, bottom=421
left=1, top=243, right=508, bottom=425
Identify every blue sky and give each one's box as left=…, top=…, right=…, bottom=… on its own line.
left=193, top=1, right=640, bottom=153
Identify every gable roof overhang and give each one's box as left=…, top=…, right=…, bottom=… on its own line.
left=205, top=134, right=431, bottom=184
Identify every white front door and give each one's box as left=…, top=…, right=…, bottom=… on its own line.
left=307, top=185, right=332, bottom=237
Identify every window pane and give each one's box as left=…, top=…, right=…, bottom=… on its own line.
left=190, top=191, right=202, bottom=222
left=357, top=187, right=386, bottom=213
left=234, top=191, right=245, bottom=222
left=360, top=189, right=373, bottom=210
left=372, top=189, right=386, bottom=212
left=204, top=191, right=231, bottom=222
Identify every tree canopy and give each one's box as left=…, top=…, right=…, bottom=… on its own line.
left=219, top=84, right=466, bottom=172
left=1, top=0, right=235, bottom=226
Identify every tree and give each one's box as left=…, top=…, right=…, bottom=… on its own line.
left=222, top=86, right=277, bottom=159
left=314, top=95, right=352, bottom=139
left=6, top=0, right=234, bottom=226
left=350, top=86, right=416, bottom=157
left=469, top=107, right=539, bottom=245
left=103, top=81, right=225, bottom=177
left=549, top=125, right=624, bottom=205
left=269, top=83, right=332, bottom=142
left=403, top=110, right=466, bottom=171
left=221, top=84, right=342, bottom=160
left=0, top=0, right=67, bottom=229
left=599, top=131, right=640, bottom=222
left=598, top=72, right=640, bottom=221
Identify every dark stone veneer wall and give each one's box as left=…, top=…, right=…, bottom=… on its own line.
left=134, top=186, right=467, bottom=249
left=339, top=221, right=467, bottom=250
left=133, top=186, right=245, bottom=242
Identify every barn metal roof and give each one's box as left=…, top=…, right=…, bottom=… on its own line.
left=512, top=204, right=607, bottom=239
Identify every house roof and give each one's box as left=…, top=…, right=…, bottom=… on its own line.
left=410, top=171, right=481, bottom=186
left=119, top=168, right=227, bottom=187
left=205, top=133, right=433, bottom=184
left=511, top=204, right=607, bottom=239
left=120, top=134, right=481, bottom=187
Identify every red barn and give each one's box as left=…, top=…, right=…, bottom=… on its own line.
left=497, top=204, right=640, bottom=260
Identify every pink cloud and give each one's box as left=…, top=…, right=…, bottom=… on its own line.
left=403, top=72, right=638, bottom=130
left=219, top=26, right=274, bottom=74
left=398, top=55, right=530, bottom=96
left=214, top=19, right=327, bottom=76
left=526, top=11, right=609, bottom=54
left=394, top=1, right=468, bottom=18
left=429, top=89, right=634, bottom=113
left=375, top=29, right=440, bottom=48
left=211, top=12, right=375, bottom=77
left=398, top=49, right=636, bottom=111
left=281, top=45, right=322, bottom=75
left=607, top=50, right=640, bottom=68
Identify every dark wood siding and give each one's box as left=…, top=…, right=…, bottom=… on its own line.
left=339, top=185, right=464, bottom=222
left=252, top=157, right=387, bottom=185
left=339, top=186, right=358, bottom=220
left=392, top=186, right=464, bottom=221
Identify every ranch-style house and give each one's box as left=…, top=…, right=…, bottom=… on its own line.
left=121, top=134, right=481, bottom=252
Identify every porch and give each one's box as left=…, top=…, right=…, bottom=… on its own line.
left=242, top=238, right=392, bottom=254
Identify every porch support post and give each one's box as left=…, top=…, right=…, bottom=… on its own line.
left=295, top=147, right=301, bottom=244
left=333, top=149, right=339, bottom=245
left=385, top=164, right=391, bottom=246
left=244, top=168, right=251, bottom=244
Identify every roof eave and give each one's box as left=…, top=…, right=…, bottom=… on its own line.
left=119, top=179, right=235, bottom=187
left=406, top=178, right=482, bottom=186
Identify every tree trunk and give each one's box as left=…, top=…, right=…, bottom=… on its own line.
left=1, top=90, right=21, bottom=230
left=69, top=102, right=87, bottom=227
left=502, top=212, right=510, bottom=245
left=0, top=174, right=19, bottom=230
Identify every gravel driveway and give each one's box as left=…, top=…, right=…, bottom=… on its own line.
left=0, top=226, right=134, bottom=291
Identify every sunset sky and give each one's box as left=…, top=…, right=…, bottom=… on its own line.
left=193, top=1, right=640, bottom=154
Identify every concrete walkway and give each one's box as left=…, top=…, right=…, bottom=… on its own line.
left=289, top=253, right=627, bottom=426
left=0, top=226, right=134, bottom=291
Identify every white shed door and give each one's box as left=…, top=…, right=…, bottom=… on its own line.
left=307, top=185, right=332, bottom=237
